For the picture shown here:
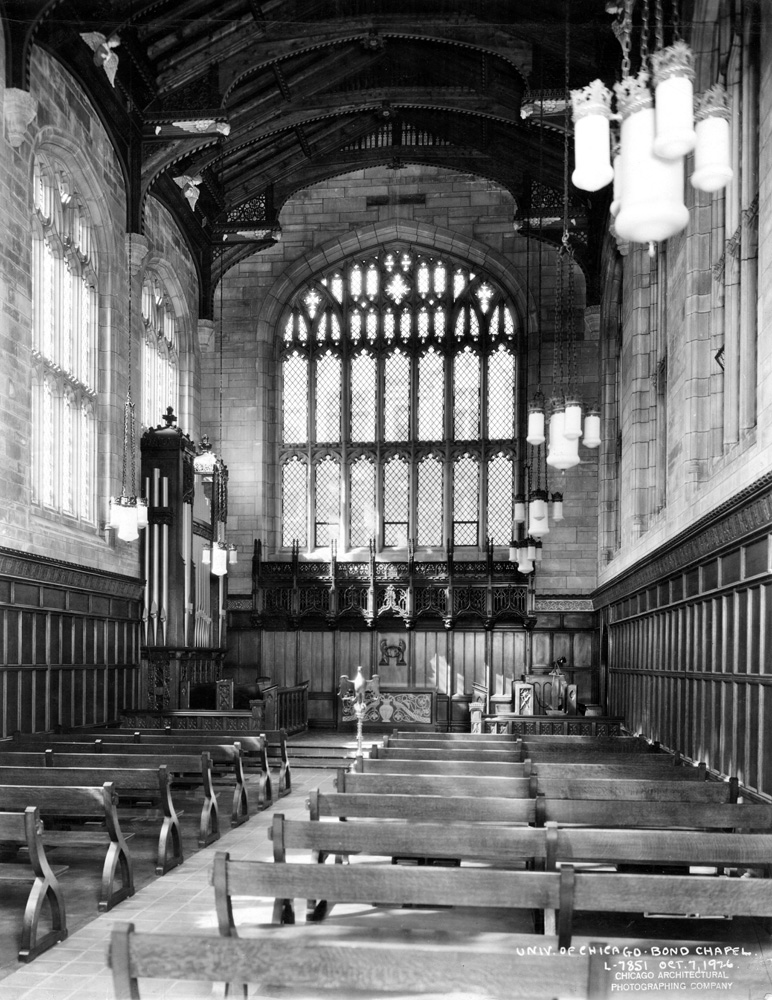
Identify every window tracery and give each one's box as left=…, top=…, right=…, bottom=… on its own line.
left=141, top=272, right=179, bottom=429
left=279, top=245, right=519, bottom=552
left=31, top=152, right=97, bottom=524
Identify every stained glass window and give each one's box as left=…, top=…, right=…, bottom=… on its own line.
left=31, top=152, right=97, bottom=525
left=279, top=246, right=519, bottom=550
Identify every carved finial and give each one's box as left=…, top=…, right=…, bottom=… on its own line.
left=161, top=407, right=177, bottom=428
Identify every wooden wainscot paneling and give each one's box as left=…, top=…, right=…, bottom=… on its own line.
left=0, top=547, right=142, bottom=737
left=596, top=475, right=772, bottom=799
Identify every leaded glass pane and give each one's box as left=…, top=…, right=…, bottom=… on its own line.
left=454, top=269, right=466, bottom=299
left=487, top=452, right=513, bottom=545
left=487, top=347, right=515, bottom=439
left=417, top=307, right=429, bottom=340
left=331, top=314, right=342, bottom=342
left=366, top=309, right=378, bottom=342
left=282, top=459, right=307, bottom=547
left=61, top=259, right=72, bottom=371
left=62, top=394, right=74, bottom=514
left=383, top=456, right=409, bottom=546
left=418, top=349, right=444, bottom=441
left=434, top=308, right=446, bottom=339
left=350, top=353, right=377, bottom=441
left=366, top=264, right=378, bottom=297
left=477, top=283, right=494, bottom=313
left=349, top=457, right=376, bottom=546
left=470, top=310, right=480, bottom=339
left=315, top=352, right=341, bottom=442
left=316, top=312, right=328, bottom=343
left=315, top=457, right=340, bottom=547
left=330, top=274, right=344, bottom=302
left=453, top=455, right=479, bottom=546
left=350, top=310, right=362, bottom=343
left=305, top=288, right=322, bottom=318
left=81, top=401, right=92, bottom=522
left=350, top=265, right=362, bottom=299
left=400, top=309, right=411, bottom=341
left=434, top=263, right=447, bottom=296
left=504, top=306, right=514, bottom=337
left=453, top=349, right=480, bottom=440
left=282, top=353, right=308, bottom=443
left=417, top=456, right=443, bottom=546
left=417, top=261, right=430, bottom=296
left=383, top=309, right=395, bottom=342
left=383, top=350, right=410, bottom=441
left=42, top=378, right=55, bottom=506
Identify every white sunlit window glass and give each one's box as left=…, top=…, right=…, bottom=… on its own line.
left=141, top=273, right=179, bottom=429
left=487, top=346, right=515, bottom=439
left=350, top=353, right=377, bottom=441
left=383, top=350, right=410, bottom=441
left=282, top=458, right=307, bottom=547
left=417, top=455, right=443, bottom=547
left=315, top=352, right=341, bottom=443
left=487, top=452, right=514, bottom=545
left=349, top=457, right=376, bottom=547
left=453, top=349, right=480, bottom=440
left=453, top=454, right=479, bottom=546
left=418, top=349, right=444, bottom=441
left=282, top=353, right=309, bottom=443
left=279, top=245, right=519, bottom=552
left=31, top=152, right=98, bottom=526
left=315, top=457, right=341, bottom=547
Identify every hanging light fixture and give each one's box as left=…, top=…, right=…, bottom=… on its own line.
left=570, top=0, right=730, bottom=250
left=691, top=84, right=734, bottom=192
left=193, top=434, right=218, bottom=476
left=109, top=234, right=147, bottom=542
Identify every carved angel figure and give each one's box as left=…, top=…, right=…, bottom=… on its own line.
left=80, top=33, right=120, bottom=87
left=173, top=174, right=203, bottom=211
left=338, top=666, right=380, bottom=710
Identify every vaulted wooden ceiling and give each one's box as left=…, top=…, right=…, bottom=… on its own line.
left=4, top=0, right=625, bottom=307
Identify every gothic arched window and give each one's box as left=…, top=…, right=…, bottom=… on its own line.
left=141, top=272, right=179, bottom=428
left=279, top=245, right=519, bottom=552
left=31, top=152, right=98, bottom=524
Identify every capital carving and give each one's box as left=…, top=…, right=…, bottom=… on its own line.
left=4, top=89, right=38, bottom=148
left=198, top=319, right=216, bottom=352
left=125, top=233, right=151, bottom=275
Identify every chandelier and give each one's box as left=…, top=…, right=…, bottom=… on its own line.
left=570, top=0, right=732, bottom=247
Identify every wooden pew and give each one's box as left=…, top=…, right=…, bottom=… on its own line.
left=212, top=850, right=772, bottom=950
left=0, top=807, right=68, bottom=961
left=391, top=729, right=521, bottom=743
left=0, top=751, right=238, bottom=844
left=0, top=766, right=182, bottom=874
left=272, top=813, right=772, bottom=876
left=0, top=783, right=133, bottom=913
left=109, top=921, right=618, bottom=1000
left=336, top=768, right=736, bottom=802
left=308, top=788, right=772, bottom=830
left=358, top=752, right=708, bottom=781
left=373, top=745, right=524, bottom=763
left=10, top=727, right=290, bottom=799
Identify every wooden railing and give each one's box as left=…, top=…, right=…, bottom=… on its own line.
left=261, top=681, right=308, bottom=734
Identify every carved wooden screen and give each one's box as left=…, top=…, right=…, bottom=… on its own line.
left=280, top=245, right=519, bottom=552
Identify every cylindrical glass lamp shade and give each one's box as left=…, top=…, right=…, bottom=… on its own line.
left=563, top=399, right=583, bottom=440
left=547, top=409, right=581, bottom=470
left=691, top=86, right=733, bottom=192
left=526, top=406, right=545, bottom=446
left=614, top=74, right=689, bottom=244
left=529, top=488, right=548, bottom=521
left=583, top=410, right=601, bottom=448
left=534, top=541, right=543, bottom=563
left=513, top=495, right=526, bottom=523
left=528, top=508, right=549, bottom=537
left=518, top=557, right=534, bottom=575
left=202, top=546, right=211, bottom=565
left=570, top=82, right=614, bottom=192
left=136, top=497, right=148, bottom=530
left=508, top=543, right=519, bottom=563
left=229, top=545, right=238, bottom=565
left=652, top=42, right=696, bottom=159
left=551, top=492, right=564, bottom=521
left=211, top=544, right=228, bottom=576
left=116, top=500, right=139, bottom=542
left=108, top=496, right=122, bottom=529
